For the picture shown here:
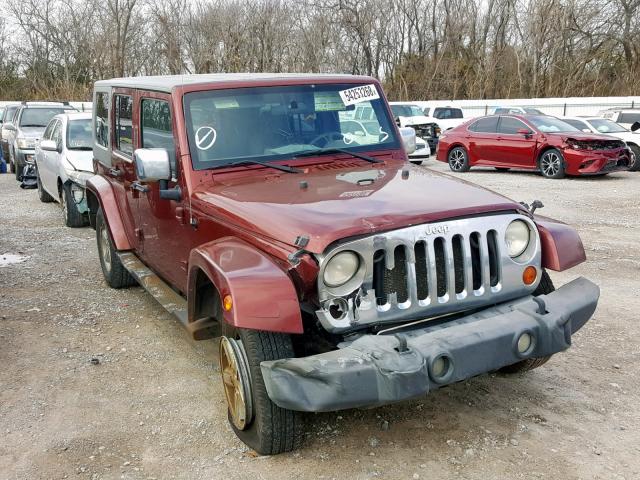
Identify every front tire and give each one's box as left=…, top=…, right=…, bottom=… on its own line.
left=220, top=326, right=304, bottom=455
left=96, top=207, right=136, bottom=288
left=628, top=144, right=640, bottom=171
left=61, top=183, right=87, bottom=228
left=539, top=148, right=565, bottom=179
left=499, top=271, right=555, bottom=373
left=448, top=146, right=470, bottom=172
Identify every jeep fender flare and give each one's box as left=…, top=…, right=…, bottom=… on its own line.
left=534, top=215, right=586, bottom=271
left=188, top=237, right=303, bottom=334
left=85, top=175, right=132, bottom=250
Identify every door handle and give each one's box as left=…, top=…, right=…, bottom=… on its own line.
left=131, top=181, right=149, bottom=193
left=108, top=167, right=122, bottom=177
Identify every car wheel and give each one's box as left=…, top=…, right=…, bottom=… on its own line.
left=447, top=146, right=470, bottom=172
left=96, top=207, right=136, bottom=288
left=628, top=144, right=640, bottom=172
left=499, top=271, right=555, bottom=373
left=61, top=183, right=87, bottom=227
left=14, top=156, right=23, bottom=181
left=539, top=149, right=565, bottom=179
left=220, top=325, right=304, bottom=455
left=36, top=167, right=55, bottom=203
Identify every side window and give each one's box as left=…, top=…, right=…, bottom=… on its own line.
left=114, top=95, right=133, bottom=156
left=434, top=108, right=446, bottom=119
left=95, top=92, right=110, bottom=148
left=52, top=121, right=63, bottom=149
left=141, top=98, right=176, bottom=173
left=563, top=119, right=588, bottom=131
left=498, top=117, right=529, bottom=134
left=469, top=116, right=499, bottom=133
left=423, top=107, right=430, bottom=116
left=43, top=119, right=56, bottom=140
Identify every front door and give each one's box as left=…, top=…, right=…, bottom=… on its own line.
left=131, top=93, right=192, bottom=293
left=494, top=116, right=538, bottom=168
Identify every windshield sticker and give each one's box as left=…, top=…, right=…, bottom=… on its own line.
left=314, top=92, right=346, bottom=111
left=339, top=84, right=380, bottom=107
left=213, top=98, right=239, bottom=109
left=195, top=126, right=217, bottom=150
left=378, top=127, right=389, bottom=142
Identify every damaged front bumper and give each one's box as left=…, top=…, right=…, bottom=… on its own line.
left=261, top=277, right=599, bottom=412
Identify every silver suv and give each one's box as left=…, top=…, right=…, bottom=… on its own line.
left=5, top=102, right=76, bottom=180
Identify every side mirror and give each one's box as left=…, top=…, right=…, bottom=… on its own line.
left=40, top=139, right=58, bottom=152
left=394, top=116, right=401, bottom=127
left=631, top=121, right=640, bottom=132
left=582, top=128, right=591, bottom=133
left=133, top=148, right=171, bottom=182
left=399, top=126, right=417, bottom=155
left=517, top=128, right=533, bottom=136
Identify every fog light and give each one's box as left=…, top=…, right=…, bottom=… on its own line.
left=517, top=333, right=532, bottom=354
left=523, top=266, right=537, bottom=285
left=430, top=355, right=452, bottom=382
left=223, top=295, right=233, bottom=311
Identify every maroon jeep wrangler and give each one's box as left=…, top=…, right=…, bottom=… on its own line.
left=86, top=74, right=599, bottom=455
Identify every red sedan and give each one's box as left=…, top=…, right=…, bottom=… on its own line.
left=436, top=114, right=633, bottom=178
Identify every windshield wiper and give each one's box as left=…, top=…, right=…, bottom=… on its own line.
left=214, top=159, right=301, bottom=173
left=294, top=148, right=382, bottom=164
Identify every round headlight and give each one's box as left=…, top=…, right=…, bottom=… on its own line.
left=323, top=251, right=360, bottom=287
left=505, top=220, right=530, bottom=258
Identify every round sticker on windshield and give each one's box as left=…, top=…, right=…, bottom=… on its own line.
left=195, top=126, right=217, bottom=150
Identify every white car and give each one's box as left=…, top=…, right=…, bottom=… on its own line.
left=598, top=109, right=640, bottom=130
left=561, top=116, right=640, bottom=171
left=410, top=102, right=466, bottom=130
left=388, top=102, right=440, bottom=155
left=34, top=112, right=94, bottom=227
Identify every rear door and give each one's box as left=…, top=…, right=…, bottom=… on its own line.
left=132, top=93, right=191, bottom=292
left=494, top=116, right=538, bottom=168
left=40, top=119, right=62, bottom=196
left=466, top=116, right=499, bottom=164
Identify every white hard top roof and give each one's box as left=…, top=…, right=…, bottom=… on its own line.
left=94, top=73, right=374, bottom=93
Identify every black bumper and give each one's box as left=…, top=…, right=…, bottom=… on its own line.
left=261, top=277, right=599, bottom=412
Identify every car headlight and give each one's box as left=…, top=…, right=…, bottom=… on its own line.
left=17, top=137, right=37, bottom=149
left=504, top=220, right=530, bottom=258
left=323, top=251, right=360, bottom=287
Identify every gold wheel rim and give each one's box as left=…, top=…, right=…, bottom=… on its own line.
left=219, top=337, right=252, bottom=430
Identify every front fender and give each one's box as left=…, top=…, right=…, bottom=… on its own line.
left=86, top=175, right=131, bottom=251
left=188, top=237, right=303, bottom=334
left=535, top=215, right=586, bottom=271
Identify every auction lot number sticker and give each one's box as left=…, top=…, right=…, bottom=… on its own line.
left=339, top=84, right=380, bottom=106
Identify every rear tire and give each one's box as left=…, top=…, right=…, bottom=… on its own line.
left=220, top=325, right=304, bottom=455
left=36, top=167, right=55, bottom=203
left=61, top=183, right=88, bottom=228
left=96, top=207, right=136, bottom=288
left=539, top=148, right=565, bottom=179
left=447, top=146, right=470, bottom=172
left=499, top=271, right=555, bottom=374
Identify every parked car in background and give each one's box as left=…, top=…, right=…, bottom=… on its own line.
left=493, top=106, right=545, bottom=115
left=87, top=73, right=599, bottom=455
left=388, top=102, right=440, bottom=152
left=5, top=102, right=76, bottom=180
left=1, top=104, right=21, bottom=162
left=437, top=114, right=633, bottom=178
left=34, top=112, right=94, bottom=227
left=598, top=108, right=640, bottom=130
left=561, top=116, right=640, bottom=171
left=411, top=102, right=466, bottom=130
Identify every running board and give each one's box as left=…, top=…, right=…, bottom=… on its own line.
left=117, top=252, right=220, bottom=340
left=118, top=252, right=189, bottom=325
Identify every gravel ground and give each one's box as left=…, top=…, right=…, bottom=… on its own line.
left=1, top=163, right=639, bottom=480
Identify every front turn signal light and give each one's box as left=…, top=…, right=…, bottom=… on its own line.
left=223, top=295, right=233, bottom=311
left=523, top=266, right=537, bottom=286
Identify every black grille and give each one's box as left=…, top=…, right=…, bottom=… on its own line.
left=372, top=231, right=500, bottom=305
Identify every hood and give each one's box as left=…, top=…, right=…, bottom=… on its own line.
left=65, top=150, right=94, bottom=172
left=399, top=115, right=438, bottom=126
left=192, top=160, right=525, bottom=253
left=602, top=131, right=640, bottom=143
left=546, top=131, right=621, bottom=142
left=18, top=126, right=46, bottom=139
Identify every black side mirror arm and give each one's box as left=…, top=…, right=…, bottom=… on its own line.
left=158, top=179, right=182, bottom=201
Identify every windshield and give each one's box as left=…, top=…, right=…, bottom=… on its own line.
left=3, top=106, right=18, bottom=123
left=184, top=83, right=399, bottom=170
left=528, top=116, right=579, bottom=133
left=390, top=104, right=423, bottom=118
left=20, top=108, right=67, bottom=127
left=587, top=118, right=627, bottom=134
left=67, top=118, right=93, bottom=149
